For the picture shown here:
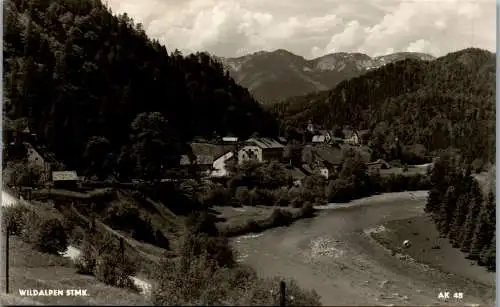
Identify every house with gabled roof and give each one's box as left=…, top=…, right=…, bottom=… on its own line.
left=238, top=137, right=284, bottom=164
left=25, top=143, right=61, bottom=183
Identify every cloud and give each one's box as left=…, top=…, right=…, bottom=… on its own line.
left=106, top=0, right=495, bottom=59
left=406, top=39, right=432, bottom=53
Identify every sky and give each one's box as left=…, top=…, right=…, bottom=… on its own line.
left=105, top=0, right=496, bottom=59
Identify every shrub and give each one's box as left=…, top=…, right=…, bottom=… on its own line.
left=274, top=188, right=291, bottom=207
left=104, top=200, right=140, bottom=230
left=93, top=252, right=137, bottom=289
left=76, top=231, right=137, bottom=290
left=202, top=184, right=232, bottom=207
left=244, top=277, right=321, bottom=306
left=181, top=232, right=236, bottom=268
left=152, top=255, right=221, bottom=306
left=31, top=218, right=68, bottom=254
left=69, top=225, right=86, bottom=246
left=75, top=237, right=98, bottom=275
left=2, top=205, right=29, bottom=235
left=299, top=202, right=316, bottom=218
left=234, top=186, right=250, bottom=206
left=326, top=178, right=355, bottom=202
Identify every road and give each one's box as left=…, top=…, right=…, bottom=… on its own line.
left=1, top=190, right=152, bottom=296
left=232, top=191, right=495, bottom=306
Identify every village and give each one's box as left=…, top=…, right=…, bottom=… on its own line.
left=2, top=119, right=409, bottom=196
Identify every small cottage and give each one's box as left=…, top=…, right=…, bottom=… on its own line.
left=52, top=171, right=79, bottom=189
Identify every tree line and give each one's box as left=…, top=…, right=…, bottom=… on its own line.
left=425, top=152, right=495, bottom=271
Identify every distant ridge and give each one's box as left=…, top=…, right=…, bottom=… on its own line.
left=218, top=49, right=436, bottom=104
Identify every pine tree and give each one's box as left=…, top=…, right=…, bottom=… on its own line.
left=468, top=193, right=495, bottom=260
left=448, top=193, right=469, bottom=247
left=436, top=186, right=457, bottom=236
left=480, top=233, right=495, bottom=271
left=425, top=188, right=442, bottom=215
left=459, top=182, right=485, bottom=252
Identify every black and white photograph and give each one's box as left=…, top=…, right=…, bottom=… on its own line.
left=1, top=0, right=496, bottom=305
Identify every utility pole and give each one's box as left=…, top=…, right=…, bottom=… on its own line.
left=4, top=225, right=9, bottom=294
left=279, top=281, right=286, bottom=306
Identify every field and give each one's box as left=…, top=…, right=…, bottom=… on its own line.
left=379, top=164, right=429, bottom=177
left=214, top=205, right=301, bottom=229
left=1, top=236, right=150, bottom=305
left=369, top=215, right=495, bottom=287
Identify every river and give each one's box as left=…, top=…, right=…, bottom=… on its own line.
left=231, top=191, right=494, bottom=306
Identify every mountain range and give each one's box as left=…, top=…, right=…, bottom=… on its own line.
left=219, top=49, right=435, bottom=104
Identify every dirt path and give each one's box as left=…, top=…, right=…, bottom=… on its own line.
left=232, top=191, right=495, bottom=306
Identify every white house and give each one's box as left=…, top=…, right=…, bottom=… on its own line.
left=211, top=151, right=235, bottom=177
left=319, top=167, right=329, bottom=179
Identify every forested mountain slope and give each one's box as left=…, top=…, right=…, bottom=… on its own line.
left=271, top=48, right=495, bottom=164
left=3, top=0, right=278, bottom=179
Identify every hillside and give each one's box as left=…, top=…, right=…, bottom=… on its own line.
left=3, top=0, right=278, bottom=180
left=220, top=49, right=434, bottom=104
left=271, top=48, right=495, bottom=165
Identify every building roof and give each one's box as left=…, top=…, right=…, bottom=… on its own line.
left=52, top=171, right=79, bottom=181
left=214, top=151, right=234, bottom=163
left=312, top=135, right=326, bottom=143
left=246, top=138, right=284, bottom=149
left=222, top=136, right=238, bottom=142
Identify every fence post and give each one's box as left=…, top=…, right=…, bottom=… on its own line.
left=119, top=237, right=125, bottom=259
left=279, top=280, right=285, bottom=306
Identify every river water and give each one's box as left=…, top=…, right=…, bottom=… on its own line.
left=231, top=191, right=495, bottom=306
